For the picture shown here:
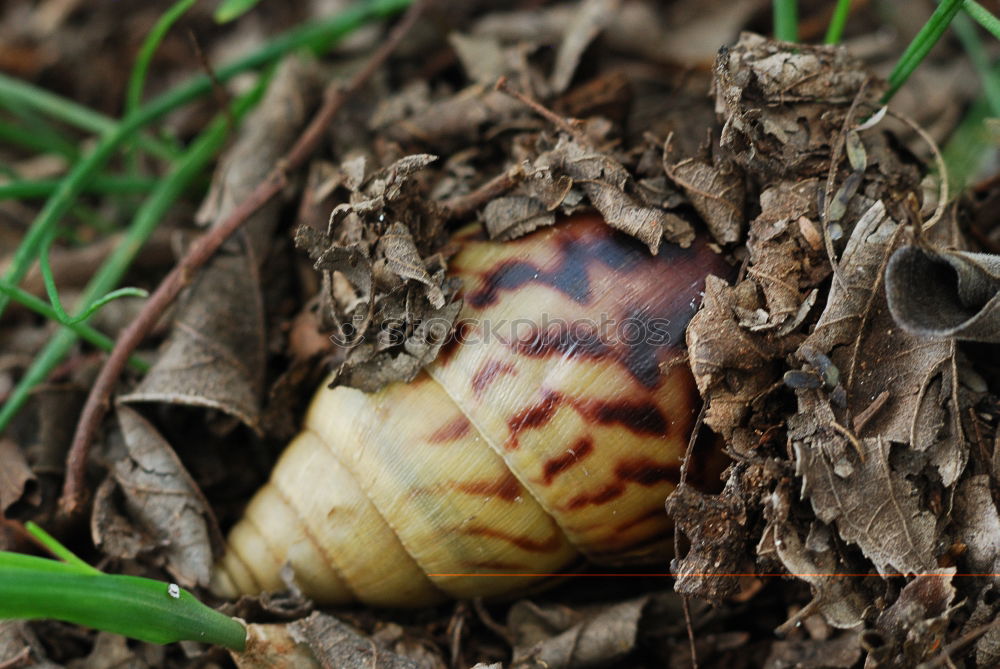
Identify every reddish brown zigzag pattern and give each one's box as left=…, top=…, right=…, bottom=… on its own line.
left=505, top=391, right=671, bottom=450
left=458, top=524, right=565, bottom=553
left=562, top=458, right=681, bottom=510
left=453, top=473, right=522, bottom=502
left=471, top=359, right=518, bottom=397
left=542, top=437, right=594, bottom=484
left=459, top=214, right=731, bottom=389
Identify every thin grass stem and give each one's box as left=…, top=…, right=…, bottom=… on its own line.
left=0, top=77, right=267, bottom=431
left=0, top=279, right=148, bottom=371
left=773, top=0, right=798, bottom=42
left=825, top=0, right=853, bottom=44
left=883, top=0, right=965, bottom=103
left=0, top=175, right=157, bottom=200
left=126, top=0, right=198, bottom=174
left=0, top=0, right=411, bottom=322
left=964, top=0, right=1000, bottom=41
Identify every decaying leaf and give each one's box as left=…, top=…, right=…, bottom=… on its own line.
left=886, top=244, right=1000, bottom=343
left=744, top=179, right=828, bottom=333
left=953, top=475, right=1000, bottom=579
left=686, top=275, right=789, bottom=439
left=714, top=32, right=874, bottom=178
left=763, top=630, right=862, bottom=669
left=532, top=133, right=694, bottom=250
left=288, top=613, right=427, bottom=669
left=791, top=408, right=937, bottom=577
left=548, top=0, right=620, bottom=95
left=871, top=570, right=957, bottom=666
left=0, top=438, right=36, bottom=513
left=295, top=152, right=464, bottom=392
left=508, top=596, right=647, bottom=669
left=0, top=621, right=57, bottom=669
left=762, top=479, right=868, bottom=631
left=234, top=622, right=321, bottom=669
left=482, top=194, right=556, bottom=240
left=102, top=406, right=223, bottom=588
left=378, top=222, right=445, bottom=308
left=666, top=479, right=749, bottom=602
left=121, top=57, right=323, bottom=432
left=664, top=148, right=745, bottom=245
left=236, top=613, right=446, bottom=668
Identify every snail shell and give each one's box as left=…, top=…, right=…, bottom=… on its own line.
left=211, top=213, right=731, bottom=607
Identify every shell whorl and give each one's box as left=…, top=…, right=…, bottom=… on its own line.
left=212, top=213, right=730, bottom=606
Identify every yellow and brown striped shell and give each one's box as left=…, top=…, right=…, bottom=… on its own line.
left=211, top=213, right=731, bottom=607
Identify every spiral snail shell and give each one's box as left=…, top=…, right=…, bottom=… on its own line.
left=211, top=212, right=731, bottom=607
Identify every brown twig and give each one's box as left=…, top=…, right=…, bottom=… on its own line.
left=495, top=75, right=588, bottom=142
left=673, top=399, right=707, bottom=669
left=60, top=0, right=429, bottom=516
left=188, top=29, right=235, bottom=132
left=441, top=164, right=525, bottom=221
left=0, top=647, right=31, bottom=669
left=919, top=616, right=1000, bottom=669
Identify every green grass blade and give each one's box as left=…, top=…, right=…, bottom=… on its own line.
left=0, top=118, right=78, bottom=159
left=825, top=0, right=853, bottom=44
left=0, top=553, right=246, bottom=650
left=2, top=100, right=82, bottom=159
left=215, top=0, right=265, bottom=23
left=0, top=77, right=267, bottom=432
left=0, top=175, right=157, bottom=200
left=883, top=0, right=965, bottom=103
left=940, top=10, right=1000, bottom=191
left=952, top=11, right=1000, bottom=113
left=127, top=0, right=198, bottom=116
left=24, top=522, right=99, bottom=574
left=773, top=0, right=798, bottom=42
left=964, top=0, right=1000, bottom=41
left=0, top=279, right=149, bottom=372
left=37, top=229, right=149, bottom=325
left=0, top=76, right=180, bottom=162
left=0, top=0, right=411, bottom=323
left=126, top=0, right=198, bottom=174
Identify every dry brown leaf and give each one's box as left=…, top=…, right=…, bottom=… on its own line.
left=0, top=621, right=57, bottom=669
left=537, top=135, right=692, bottom=250
left=287, top=613, right=426, bottom=669
left=714, top=33, right=874, bottom=178
left=234, top=622, right=321, bottom=669
left=482, top=194, right=556, bottom=240
left=763, top=630, right=862, bottom=669
left=119, top=250, right=268, bottom=432
left=873, top=570, right=956, bottom=666
left=508, top=596, right=647, bottom=669
left=0, top=438, right=36, bottom=512
left=548, top=0, right=619, bottom=94
left=953, top=475, right=1000, bottom=579
left=664, top=153, right=745, bottom=245
left=104, top=405, right=222, bottom=588
left=381, top=85, right=527, bottom=147
left=800, top=201, right=965, bottom=486
left=763, top=479, right=868, bottom=631
left=744, top=179, right=829, bottom=333
left=297, top=152, right=462, bottom=392
left=378, top=222, right=445, bottom=308
left=886, top=245, right=1000, bottom=343
left=791, top=408, right=937, bottom=576
left=666, top=481, right=748, bottom=602
left=686, top=275, right=789, bottom=439
left=448, top=32, right=506, bottom=86
left=120, top=57, right=322, bottom=432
